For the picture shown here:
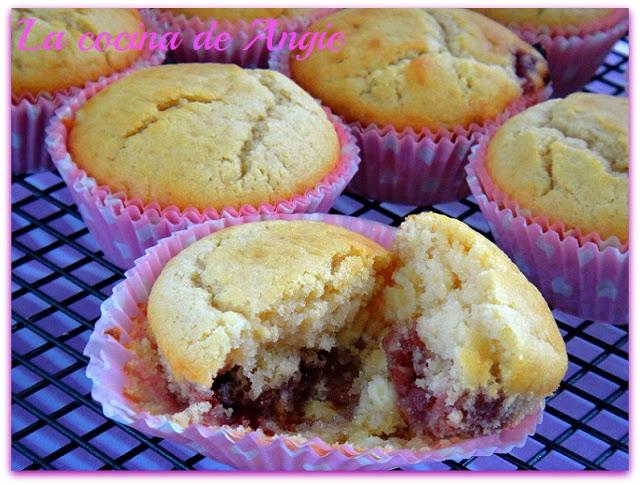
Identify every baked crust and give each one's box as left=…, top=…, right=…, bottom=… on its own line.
left=12, top=8, right=144, bottom=96
left=290, top=8, right=549, bottom=131
left=486, top=93, right=628, bottom=242
left=147, top=220, right=390, bottom=390
left=69, top=64, right=340, bottom=210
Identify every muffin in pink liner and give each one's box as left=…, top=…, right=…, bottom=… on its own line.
left=475, top=8, right=628, bottom=98
left=46, top=64, right=361, bottom=270
left=85, top=213, right=548, bottom=471
left=465, top=95, right=628, bottom=324
left=148, top=8, right=335, bottom=68
left=11, top=8, right=166, bottom=174
left=270, top=8, right=552, bottom=206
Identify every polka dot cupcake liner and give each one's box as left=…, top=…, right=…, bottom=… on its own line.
left=45, top=74, right=362, bottom=270
left=269, top=47, right=552, bottom=206
left=11, top=10, right=166, bottom=174
left=466, top=133, right=628, bottom=324
left=147, top=8, right=336, bottom=68
left=85, top=212, right=544, bottom=471
left=506, top=9, right=628, bottom=98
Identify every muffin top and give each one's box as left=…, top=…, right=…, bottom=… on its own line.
left=474, top=8, right=615, bottom=29
left=161, top=8, right=311, bottom=21
left=383, top=213, right=568, bottom=398
left=289, top=8, right=548, bottom=132
left=70, top=64, right=340, bottom=211
left=486, top=93, right=628, bottom=242
left=148, top=220, right=390, bottom=390
left=12, top=8, right=144, bottom=97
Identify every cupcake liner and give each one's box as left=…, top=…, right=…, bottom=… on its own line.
left=85, top=212, right=544, bottom=471
left=148, top=8, right=336, bottom=68
left=509, top=9, right=628, bottom=98
left=466, top=134, right=629, bottom=324
left=45, top=75, right=361, bottom=270
left=270, top=48, right=551, bottom=206
left=11, top=11, right=166, bottom=174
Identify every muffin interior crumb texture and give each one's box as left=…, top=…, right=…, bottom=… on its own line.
left=120, top=216, right=567, bottom=450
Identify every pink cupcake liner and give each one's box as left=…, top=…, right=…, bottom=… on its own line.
left=45, top=75, right=361, bottom=270
left=11, top=11, right=166, bottom=174
left=270, top=47, right=551, bottom=206
left=148, top=8, right=336, bottom=68
left=466, top=134, right=628, bottom=324
left=85, top=212, right=544, bottom=470
left=508, top=9, right=628, bottom=98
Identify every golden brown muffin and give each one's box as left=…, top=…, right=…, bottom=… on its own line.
left=486, top=93, right=628, bottom=242
left=147, top=220, right=396, bottom=440
left=12, top=8, right=144, bottom=97
left=383, top=213, right=567, bottom=442
left=69, top=64, right=340, bottom=211
left=123, top=214, right=567, bottom=448
left=161, top=8, right=312, bottom=22
left=289, top=8, right=549, bottom=132
left=474, top=8, right=615, bottom=29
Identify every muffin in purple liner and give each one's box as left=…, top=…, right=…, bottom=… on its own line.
left=274, top=8, right=551, bottom=206
left=86, top=213, right=567, bottom=469
left=466, top=93, right=628, bottom=323
left=474, top=8, right=629, bottom=97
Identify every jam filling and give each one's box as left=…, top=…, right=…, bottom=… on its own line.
left=210, top=347, right=362, bottom=434
left=513, top=49, right=548, bottom=95
left=383, top=325, right=505, bottom=442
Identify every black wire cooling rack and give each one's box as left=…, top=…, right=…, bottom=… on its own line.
left=11, top=38, right=629, bottom=471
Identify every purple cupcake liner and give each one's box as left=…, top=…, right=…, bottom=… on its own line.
left=148, top=8, right=336, bottom=68
left=466, top=138, right=628, bottom=324
left=511, top=10, right=628, bottom=97
left=45, top=74, right=361, bottom=270
left=10, top=11, right=166, bottom=174
left=269, top=47, right=552, bottom=206
left=85, top=212, right=544, bottom=470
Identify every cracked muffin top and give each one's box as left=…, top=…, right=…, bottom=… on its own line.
left=473, top=8, right=616, bottom=29
left=289, top=8, right=549, bottom=132
left=147, top=220, right=390, bottom=393
left=69, top=64, right=340, bottom=210
left=486, top=93, right=628, bottom=242
left=160, top=8, right=313, bottom=21
left=12, top=8, right=145, bottom=97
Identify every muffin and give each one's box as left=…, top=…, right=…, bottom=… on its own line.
left=153, top=8, right=328, bottom=67
left=475, top=8, right=619, bottom=30
left=383, top=213, right=567, bottom=442
left=467, top=93, right=629, bottom=323
left=49, top=63, right=359, bottom=268
left=474, top=8, right=629, bottom=97
left=69, top=64, right=339, bottom=210
left=146, top=220, right=394, bottom=438
left=486, top=93, right=628, bottom=242
left=290, top=8, right=548, bottom=133
left=275, top=8, right=550, bottom=205
left=11, top=8, right=161, bottom=173
left=112, top=214, right=566, bottom=454
left=12, top=8, right=145, bottom=97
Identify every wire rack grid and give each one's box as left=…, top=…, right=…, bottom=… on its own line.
left=11, top=38, right=629, bottom=471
